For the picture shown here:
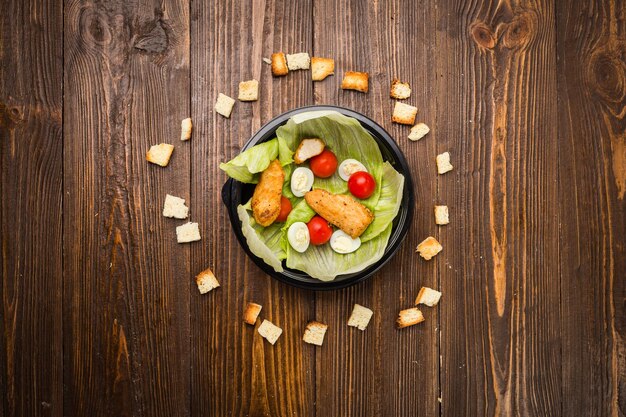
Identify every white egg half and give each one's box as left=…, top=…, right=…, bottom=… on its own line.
left=329, top=230, right=361, bottom=254
left=338, top=159, right=367, bottom=181
left=287, top=222, right=310, bottom=253
left=290, top=167, right=315, bottom=197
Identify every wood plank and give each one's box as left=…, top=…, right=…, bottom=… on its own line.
left=435, top=0, right=561, bottom=415
left=0, top=1, right=64, bottom=416
left=189, top=1, right=316, bottom=415
left=557, top=0, right=626, bottom=415
left=312, top=1, right=439, bottom=415
left=63, top=1, right=190, bottom=415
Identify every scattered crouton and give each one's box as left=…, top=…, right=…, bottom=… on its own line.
left=258, top=319, right=283, bottom=345
left=262, top=57, right=272, bottom=64
left=303, top=321, right=328, bottom=346
left=238, top=79, right=259, bottom=102
left=271, top=52, right=289, bottom=76
left=163, top=194, right=189, bottom=219
left=434, top=205, right=449, bottom=225
left=180, top=118, right=192, bottom=141
left=244, top=302, right=262, bottom=325
left=396, top=307, right=425, bottom=328
left=390, top=79, right=411, bottom=99
left=286, top=52, right=311, bottom=70
left=347, top=304, right=374, bottom=331
left=416, top=236, right=442, bottom=260
left=176, top=222, right=201, bottom=243
left=436, top=152, right=453, bottom=174
left=146, top=144, right=174, bottom=167
left=294, top=138, right=325, bottom=164
left=415, top=287, right=442, bottom=307
left=341, top=71, right=369, bottom=93
left=311, top=57, right=335, bottom=81
left=392, top=102, right=418, bottom=125
left=195, top=267, right=219, bottom=294
left=214, top=93, right=235, bottom=118
left=408, top=123, right=430, bottom=141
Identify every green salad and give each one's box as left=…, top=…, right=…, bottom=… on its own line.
left=220, top=111, right=404, bottom=281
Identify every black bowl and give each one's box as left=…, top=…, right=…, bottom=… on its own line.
left=221, top=105, right=414, bottom=290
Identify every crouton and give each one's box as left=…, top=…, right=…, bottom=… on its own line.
left=416, top=236, right=442, bottom=260
left=163, top=194, right=189, bottom=219
left=262, top=57, right=272, bottom=64
left=146, top=143, right=174, bottom=167
left=390, top=79, right=411, bottom=99
left=195, top=267, right=219, bottom=294
left=434, top=205, right=449, bottom=225
left=258, top=319, right=283, bottom=345
left=392, top=102, right=418, bottom=125
left=305, top=189, right=374, bottom=238
left=214, top=93, right=235, bottom=118
left=341, top=71, right=369, bottom=93
left=415, top=287, right=442, bottom=307
left=311, top=57, right=335, bottom=81
left=436, top=152, right=453, bottom=174
left=271, top=52, right=289, bottom=76
left=238, top=79, right=259, bottom=102
left=181, top=118, right=192, bottom=141
left=408, top=123, right=430, bottom=141
left=286, top=52, right=311, bottom=70
left=396, top=307, right=425, bottom=328
left=347, top=304, right=374, bottom=331
left=294, top=138, right=325, bottom=164
left=303, top=321, right=328, bottom=346
left=176, top=222, right=201, bottom=243
left=244, top=302, right=262, bottom=325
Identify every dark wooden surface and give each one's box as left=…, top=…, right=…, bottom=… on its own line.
left=1, top=0, right=624, bottom=416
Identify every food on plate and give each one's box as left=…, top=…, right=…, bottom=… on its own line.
left=181, top=117, right=192, bottom=141
left=416, top=236, right=442, bottom=260
left=258, top=319, right=283, bottom=344
left=287, top=222, right=310, bottom=253
left=305, top=189, right=374, bottom=238
left=415, top=287, right=442, bottom=307
left=330, top=230, right=361, bottom=254
left=276, top=196, right=292, bottom=222
left=347, top=304, right=374, bottom=330
left=196, top=267, right=219, bottom=294
left=286, top=52, right=311, bottom=70
left=244, top=302, right=263, bottom=325
left=390, top=79, right=411, bottom=99
left=271, top=52, right=289, bottom=76
left=307, top=215, right=333, bottom=245
left=176, top=222, right=201, bottom=243
left=251, top=160, right=284, bottom=226
left=408, top=122, right=430, bottom=141
left=294, top=138, right=325, bottom=164
left=341, top=71, right=369, bottom=92
left=290, top=167, right=315, bottom=197
left=163, top=194, right=189, bottom=219
left=309, top=149, right=338, bottom=178
left=146, top=143, right=174, bottom=167
left=338, top=159, right=367, bottom=181
left=238, top=79, right=259, bottom=102
left=214, top=93, right=236, bottom=118
left=434, top=205, right=449, bottom=225
left=392, top=102, right=418, bottom=125
left=348, top=171, right=376, bottom=199
left=436, top=152, right=453, bottom=174
left=303, top=321, right=328, bottom=346
left=396, top=307, right=425, bottom=328
left=311, top=57, right=335, bottom=81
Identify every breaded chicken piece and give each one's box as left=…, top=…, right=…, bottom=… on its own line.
left=252, top=160, right=284, bottom=226
left=304, top=189, right=374, bottom=238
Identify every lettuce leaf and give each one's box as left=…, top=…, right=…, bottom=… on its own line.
left=360, top=161, right=404, bottom=242
left=237, top=201, right=285, bottom=272
left=220, top=138, right=293, bottom=183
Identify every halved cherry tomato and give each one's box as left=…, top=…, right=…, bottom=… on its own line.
left=275, top=196, right=292, bottom=222
left=348, top=171, right=376, bottom=199
left=307, top=215, right=333, bottom=245
left=309, top=149, right=338, bottom=178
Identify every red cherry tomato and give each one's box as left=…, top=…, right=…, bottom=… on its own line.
left=275, top=196, right=292, bottom=222
left=309, top=150, right=338, bottom=178
left=348, top=171, right=376, bottom=199
left=307, top=215, right=333, bottom=245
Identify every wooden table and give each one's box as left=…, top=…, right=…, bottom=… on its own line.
left=2, top=0, right=625, bottom=416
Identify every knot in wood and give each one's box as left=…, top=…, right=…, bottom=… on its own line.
left=80, top=8, right=112, bottom=46
left=470, top=22, right=496, bottom=49
left=502, top=12, right=536, bottom=50
left=587, top=48, right=626, bottom=104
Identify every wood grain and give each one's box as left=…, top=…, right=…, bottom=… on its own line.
left=557, top=0, right=626, bottom=415
left=0, top=1, right=64, bottom=416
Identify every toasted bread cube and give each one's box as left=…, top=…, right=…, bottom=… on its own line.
left=271, top=52, right=289, bottom=76
left=436, top=152, right=453, bottom=174
left=244, top=302, right=262, bottom=325
left=392, top=102, right=418, bottom=125
left=396, top=307, right=425, bottom=328
left=341, top=71, right=369, bottom=92
left=416, top=236, right=442, bottom=260
left=303, top=321, right=328, bottom=346
left=311, top=57, right=335, bottom=81
left=176, top=222, right=201, bottom=243
left=214, top=93, right=235, bottom=118
left=262, top=57, right=272, bottom=64
left=294, top=138, right=325, bottom=164
left=434, top=205, right=449, bottom=225
left=390, top=79, right=411, bottom=99
left=180, top=118, right=193, bottom=141
left=195, top=267, right=219, bottom=294
left=146, top=143, right=174, bottom=167
left=258, top=319, right=283, bottom=345
left=347, top=304, right=373, bottom=331
left=286, top=52, right=311, bottom=70
left=408, top=123, right=430, bottom=141
left=163, top=194, right=189, bottom=219
left=415, top=287, right=442, bottom=307
left=238, top=79, right=259, bottom=102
